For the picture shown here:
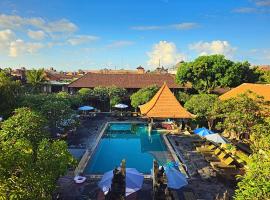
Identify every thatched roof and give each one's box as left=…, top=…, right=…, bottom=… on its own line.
left=139, top=82, right=193, bottom=119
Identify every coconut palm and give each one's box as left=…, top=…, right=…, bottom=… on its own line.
left=26, top=68, right=47, bottom=92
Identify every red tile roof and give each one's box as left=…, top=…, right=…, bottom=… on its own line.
left=68, top=72, right=189, bottom=89
left=219, top=83, right=270, bottom=101
left=45, top=72, right=82, bottom=81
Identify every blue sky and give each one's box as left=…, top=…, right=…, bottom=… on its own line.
left=0, top=0, right=270, bottom=71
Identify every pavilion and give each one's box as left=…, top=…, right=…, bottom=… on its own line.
left=139, top=82, right=193, bottom=120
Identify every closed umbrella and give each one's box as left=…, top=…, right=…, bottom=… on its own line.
left=205, top=133, right=229, bottom=144
left=194, top=127, right=214, bottom=137
left=98, top=168, right=144, bottom=197
left=165, top=167, right=188, bottom=189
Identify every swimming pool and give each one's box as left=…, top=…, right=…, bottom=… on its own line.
left=84, top=123, right=171, bottom=174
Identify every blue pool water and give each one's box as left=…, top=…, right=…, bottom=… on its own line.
left=84, top=123, right=171, bottom=174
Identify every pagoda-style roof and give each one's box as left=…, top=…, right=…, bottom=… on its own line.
left=219, top=83, right=270, bottom=101
left=139, top=83, right=193, bottom=119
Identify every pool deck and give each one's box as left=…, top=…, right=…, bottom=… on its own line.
left=167, top=134, right=236, bottom=199
left=57, top=116, right=236, bottom=199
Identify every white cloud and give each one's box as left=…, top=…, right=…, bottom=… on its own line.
left=0, top=29, right=15, bottom=52
left=0, top=29, right=44, bottom=57
left=131, top=26, right=162, bottom=31
left=67, top=35, right=99, bottom=45
left=189, top=40, right=236, bottom=58
left=170, top=23, right=199, bottom=30
left=233, top=7, right=257, bottom=13
left=27, top=30, right=46, bottom=40
left=147, top=41, right=186, bottom=68
left=9, top=39, right=44, bottom=57
left=0, top=14, right=101, bottom=56
left=0, top=14, right=77, bottom=34
left=0, top=29, right=15, bottom=42
left=107, top=40, right=134, bottom=48
left=254, top=0, right=270, bottom=6
left=131, top=22, right=199, bottom=31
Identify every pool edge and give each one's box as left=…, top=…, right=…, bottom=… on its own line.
left=74, top=122, right=109, bottom=175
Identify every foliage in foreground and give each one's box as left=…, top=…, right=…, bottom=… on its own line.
left=235, top=118, right=270, bottom=200
left=0, top=108, right=75, bottom=199
left=175, top=55, right=260, bottom=93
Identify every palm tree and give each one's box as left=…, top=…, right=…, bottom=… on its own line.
left=26, top=68, right=47, bottom=92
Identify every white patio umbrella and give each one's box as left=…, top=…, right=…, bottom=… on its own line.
left=114, top=104, right=128, bottom=109
left=165, top=167, right=188, bottom=189
left=114, top=104, right=128, bottom=116
left=205, top=133, right=229, bottom=144
left=98, top=168, right=144, bottom=197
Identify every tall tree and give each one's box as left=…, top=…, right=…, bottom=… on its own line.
left=184, top=94, right=219, bottom=130
left=175, top=55, right=260, bottom=93
left=26, top=68, right=46, bottom=92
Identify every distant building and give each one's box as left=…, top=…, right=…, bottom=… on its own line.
left=43, top=70, right=83, bottom=93
left=168, top=61, right=185, bottom=75
left=68, top=70, right=191, bottom=93
left=257, top=65, right=270, bottom=71
left=152, top=66, right=168, bottom=74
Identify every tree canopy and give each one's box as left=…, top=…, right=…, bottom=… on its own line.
left=0, top=108, right=75, bottom=199
left=175, top=55, right=260, bottom=93
left=130, top=85, right=159, bottom=109
left=19, top=93, right=78, bottom=134
left=216, top=92, right=265, bottom=140
left=184, top=94, right=219, bottom=130
left=77, top=86, right=127, bottom=111
left=0, top=71, right=21, bottom=117
left=26, top=68, right=47, bottom=92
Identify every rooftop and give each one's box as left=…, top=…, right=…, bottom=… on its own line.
left=219, top=83, right=270, bottom=101
left=68, top=73, right=190, bottom=89
left=139, top=83, right=193, bottom=118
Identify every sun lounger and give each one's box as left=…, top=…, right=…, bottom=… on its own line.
left=204, top=149, right=224, bottom=162
left=210, top=157, right=236, bottom=169
left=202, top=147, right=221, bottom=156
left=196, top=144, right=217, bottom=153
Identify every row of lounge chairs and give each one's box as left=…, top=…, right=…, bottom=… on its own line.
left=195, top=142, right=246, bottom=180
left=110, top=111, right=138, bottom=117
